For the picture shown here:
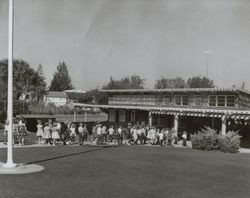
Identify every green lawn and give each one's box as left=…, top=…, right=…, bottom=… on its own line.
left=0, top=146, right=250, bottom=198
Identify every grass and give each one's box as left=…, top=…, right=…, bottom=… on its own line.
left=0, top=146, right=250, bottom=198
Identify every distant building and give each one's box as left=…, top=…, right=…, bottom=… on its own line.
left=44, top=91, right=68, bottom=107
left=64, top=89, right=86, bottom=103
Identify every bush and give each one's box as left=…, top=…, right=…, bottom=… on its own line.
left=191, top=127, right=220, bottom=151
left=218, top=131, right=241, bottom=153
left=191, top=127, right=241, bottom=153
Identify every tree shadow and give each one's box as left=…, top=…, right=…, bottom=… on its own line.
left=26, top=146, right=113, bottom=165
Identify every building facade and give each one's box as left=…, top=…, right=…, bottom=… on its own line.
left=74, top=88, right=250, bottom=138
left=44, top=91, right=68, bottom=107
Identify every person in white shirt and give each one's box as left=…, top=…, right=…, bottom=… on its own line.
left=69, top=123, right=76, bottom=144
left=147, top=127, right=156, bottom=145
left=182, top=131, right=187, bottom=147
left=36, top=119, right=44, bottom=144
left=117, top=126, right=123, bottom=145
left=108, top=126, right=114, bottom=142
left=78, top=123, right=88, bottom=145
left=133, top=126, right=139, bottom=145
left=159, top=130, right=164, bottom=146
left=101, top=125, right=107, bottom=142
left=96, top=124, right=102, bottom=144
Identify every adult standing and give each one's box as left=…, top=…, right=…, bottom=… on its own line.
left=101, top=125, right=107, bottom=142
left=117, top=126, right=123, bottom=145
left=108, top=125, right=114, bottom=142
left=96, top=124, right=102, bottom=144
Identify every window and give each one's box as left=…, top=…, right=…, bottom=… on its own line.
left=208, top=95, right=235, bottom=107
left=194, top=95, right=202, bottom=106
left=226, top=96, right=235, bottom=107
left=182, top=96, right=189, bottom=106
left=163, top=95, right=171, bottom=105
left=174, top=96, right=182, bottom=105
left=218, top=96, right=226, bottom=106
left=209, top=96, right=216, bottom=106
left=174, top=95, right=188, bottom=106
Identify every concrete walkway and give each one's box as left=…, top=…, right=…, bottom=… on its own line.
left=0, top=141, right=249, bottom=153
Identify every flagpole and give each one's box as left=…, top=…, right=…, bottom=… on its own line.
left=0, top=0, right=44, bottom=174
left=3, top=0, right=16, bottom=168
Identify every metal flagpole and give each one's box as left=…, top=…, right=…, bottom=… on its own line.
left=3, top=0, right=16, bottom=168
left=0, top=0, right=44, bottom=174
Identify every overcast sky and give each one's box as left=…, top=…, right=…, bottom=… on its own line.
left=1, top=0, right=250, bottom=90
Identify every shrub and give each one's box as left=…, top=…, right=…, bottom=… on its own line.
left=191, top=127, right=241, bottom=153
left=191, top=127, right=220, bottom=151
left=218, top=131, right=241, bottom=153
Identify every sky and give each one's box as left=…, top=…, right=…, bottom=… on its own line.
left=0, top=0, right=250, bottom=90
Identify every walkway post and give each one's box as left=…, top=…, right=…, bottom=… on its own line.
left=148, top=111, right=152, bottom=127
left=84, top=111, right=87, bottom=122
left=73, top=109, right=76, bottom=122
left=174, top=115, right=179, bottom=132
left=3, top=0, right=16, bottom=168
left=221, top=115, right=226, bottom=135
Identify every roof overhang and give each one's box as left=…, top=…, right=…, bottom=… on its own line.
left=73, top=103, right=250, bottom=119
left=100, top=88, right=241, bottom=94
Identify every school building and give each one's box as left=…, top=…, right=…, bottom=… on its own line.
left=73, top=88, right=250, bottom=142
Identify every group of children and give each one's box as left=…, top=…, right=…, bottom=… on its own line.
left=128, top=126, right=187, bottom=147
left=3, top=118, right=28, bottom=146
left=35, top=120, right=89, bottom=146
left=91, top=124, right=188, bottom=147
left=3, top=119, right=188, bottom=147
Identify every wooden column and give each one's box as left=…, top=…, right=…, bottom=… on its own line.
left=148, top=111, right=152, bottom=127
left=211, top=117, right=215, bottom=129
left=174, top=115, right=179, bottom=132
left=221, top=115, right=226, bottom=135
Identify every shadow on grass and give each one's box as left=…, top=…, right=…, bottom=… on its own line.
left=26, top=146, right=115, bottom=165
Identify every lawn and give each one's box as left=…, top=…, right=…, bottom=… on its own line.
left=0, top=146, right=250, bottom=198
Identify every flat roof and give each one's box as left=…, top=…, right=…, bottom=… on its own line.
left=100, top=88, right=250, bottom=96
left=45, top=91, right=68, bottom=98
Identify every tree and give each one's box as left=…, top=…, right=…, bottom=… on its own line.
left=154, top=77, right=187, bottom=89
left=187, top=76, right=215, bottom=88
left=103, top=74, right=145, bottom=89
left=35, top=64, right=47, bottom=101
left=241, top=82, right=246, bottom=90
left=49, top=62, right=74, bottom=91
left=0, top=59, right=47, bottom=119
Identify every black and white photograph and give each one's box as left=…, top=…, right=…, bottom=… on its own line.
left=1, top=0, right=250, bottom=197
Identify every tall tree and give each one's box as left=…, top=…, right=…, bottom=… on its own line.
left=187, top=76, right=215, bottom=88
left=49, top=62, right=74, bottom=91
left=103, top=74, right=145, bottom=89
left=0, top=59, right=47, bottom=118
left=35, top=64, right=47, bottom=101
left=154, top=77, right=187, bottom=89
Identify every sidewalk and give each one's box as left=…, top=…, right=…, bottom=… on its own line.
left=1, top=141, right=249, bottom=153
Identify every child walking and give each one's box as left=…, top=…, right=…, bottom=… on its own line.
left=69, top=123, right=77, bottom=144
left=51, top=122, right=60, bottom=146
left=36, top=120, right=44, bottom=144
left=182, top=131, right=187, bottom=147
left=78, top=123, right=88, bottom=145
left=3, top=120, right=9, bottom=145
left=43, top=122, right=52, bottom=145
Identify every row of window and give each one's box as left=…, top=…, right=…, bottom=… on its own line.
left=109, top=95, right=236, bottom=107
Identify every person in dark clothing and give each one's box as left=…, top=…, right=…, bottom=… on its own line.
left=60, top=121, right=69, bottom=145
